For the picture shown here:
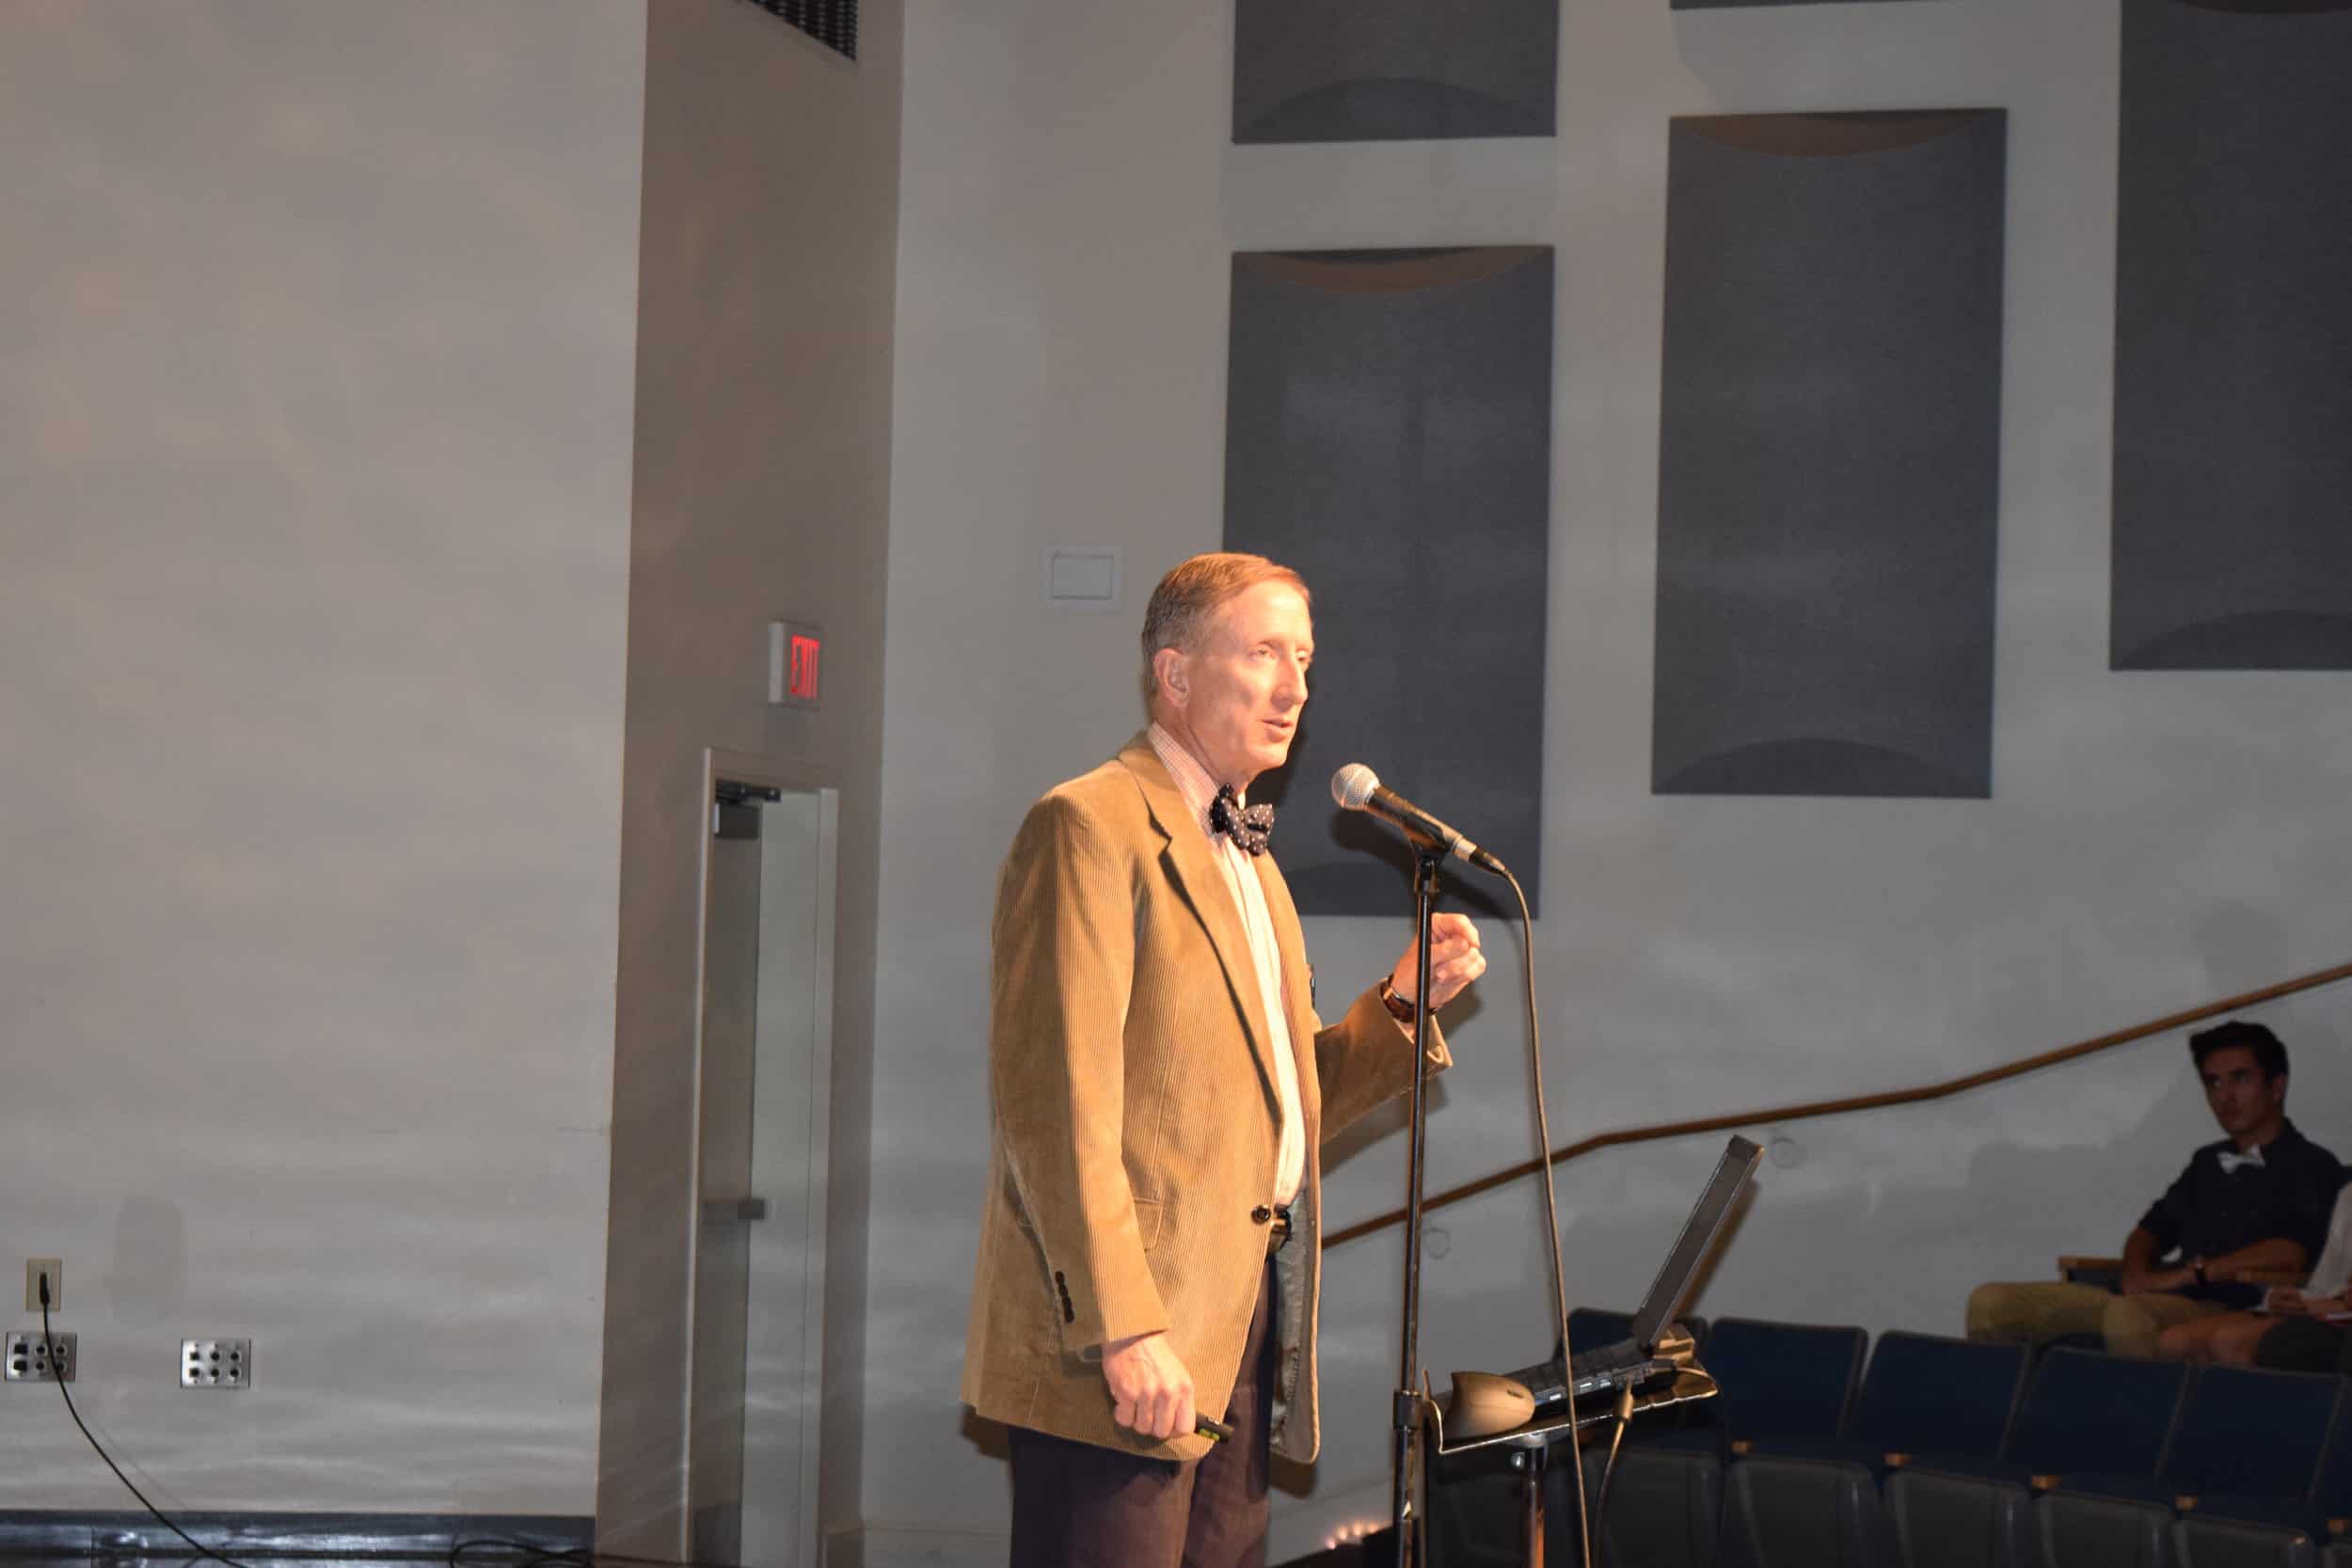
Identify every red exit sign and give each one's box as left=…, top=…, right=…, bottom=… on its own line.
left=769, top=620, right=823, bottom=709
left=789, top=633, right=821, bottom=701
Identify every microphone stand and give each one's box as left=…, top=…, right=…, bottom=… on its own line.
left=1389, top=840, right=1446, bottom=1568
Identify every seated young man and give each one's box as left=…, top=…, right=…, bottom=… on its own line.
left=2159, top=1175, right=2352, bottom=1369
left=1965, top=1021, right=2341, bottom=1358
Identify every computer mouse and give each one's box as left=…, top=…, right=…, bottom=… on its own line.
left=1445, top=1370, right=1537, bottom=1438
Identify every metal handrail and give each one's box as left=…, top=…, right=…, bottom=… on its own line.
left=1325, top=958, right=2352, bottom=1249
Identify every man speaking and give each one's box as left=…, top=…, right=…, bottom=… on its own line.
left=961, top=552, right=1486, bottom=1566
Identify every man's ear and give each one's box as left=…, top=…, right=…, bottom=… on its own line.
left=1152, top=646, right=1188, bottom=708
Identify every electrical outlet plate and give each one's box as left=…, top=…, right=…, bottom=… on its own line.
left=24, top=1259, right=60, bottom=1313
left=6, top=1330, right=76, bottom=1382
left=182, top=1338, right=251, bottom=1388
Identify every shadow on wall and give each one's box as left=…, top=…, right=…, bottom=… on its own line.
left=2188, top=899, right=2289, bottom=1002
left=1653, top=1032, right=2349, bottom=1344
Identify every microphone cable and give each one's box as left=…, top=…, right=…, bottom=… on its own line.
left=1499, top=865, right=1595, bottom=1568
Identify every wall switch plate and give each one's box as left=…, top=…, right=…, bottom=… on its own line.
left=182, top=1338, right=251, bottom=1388
left=6, top=1331, right=75, bottom=1382
left=24, top=1259, right=60, bottom=1313
left=1043, top=546, right=1121, bottom=607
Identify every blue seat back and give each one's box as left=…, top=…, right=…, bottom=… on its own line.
left=1851, top=1329, right=2027, bottom=1460
left=2311, top=1400, right=2352, bottom=1523
left=1703, top=1316, right=1867, bottom=1445
left=1561, top=1307, right=1710, bottom=1361
left=1569, top=1307, right=1636, bottom=1354
left=2166, top=1366, right=2346, bottom=1502
left=2005, top=1348, right=2187, bottom=1480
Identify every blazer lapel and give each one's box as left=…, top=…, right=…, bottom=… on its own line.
left=1119, top=736, right=1283, bottom=1109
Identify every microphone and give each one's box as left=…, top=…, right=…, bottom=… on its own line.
left=1330, top=764, right=1510, bottom=877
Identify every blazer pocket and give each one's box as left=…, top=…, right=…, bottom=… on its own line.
left=1132, top=1196, right=1167, bottom=1253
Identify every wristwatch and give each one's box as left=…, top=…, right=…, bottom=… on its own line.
left=1377, top=975, right=1417, bottom=1023
left=2191, top=1258, right=2209, bottom=1286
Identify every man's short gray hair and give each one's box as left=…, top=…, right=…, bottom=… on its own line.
left=1138, top=553, right=1311, bottom=707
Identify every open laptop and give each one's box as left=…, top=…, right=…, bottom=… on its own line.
left=1516, top=1133, right=1764, bottom=1406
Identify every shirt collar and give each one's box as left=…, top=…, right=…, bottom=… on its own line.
left=1148, top=723, right=1240, bottom=838
left=2213, top=1119, right=2300, bottom=1164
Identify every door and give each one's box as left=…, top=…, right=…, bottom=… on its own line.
left=688, top=771, right=836, bottom=1568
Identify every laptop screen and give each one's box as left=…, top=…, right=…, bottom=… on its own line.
left=1628, top=1135, right=1764, bottom=1349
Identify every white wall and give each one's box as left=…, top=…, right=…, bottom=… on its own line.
left=0, top=1, right=644, bottom=1514
left=869, top=0, right=2352, bottom=1559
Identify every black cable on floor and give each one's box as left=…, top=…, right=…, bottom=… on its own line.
left=39, top=1283, right=260, bottom=1568
left=450, top=1541, right=594, bottom=1568
left=451, top=1544, right=769, bottom=1568
left=30, top=1281, right=774, bottom=1568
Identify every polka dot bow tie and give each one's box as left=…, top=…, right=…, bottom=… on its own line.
left=1209, top=784, right=1276, bottom=857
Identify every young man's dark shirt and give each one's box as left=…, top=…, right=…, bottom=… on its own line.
left=2137, top=1118, right=2343, bottom=1307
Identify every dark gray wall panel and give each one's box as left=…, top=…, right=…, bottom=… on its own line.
left=2112, top=0, right=2352, bottom=671
left=1232, top=0, right=1556, bottom=144
left=1675, top=0, right=1937, bottom=8
left=1653, top=112, right=2007, bottom=799
left=1225, top=247, right=1551, bottom=916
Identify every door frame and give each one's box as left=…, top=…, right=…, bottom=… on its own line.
left=684, top=745, right=840, bottom=1568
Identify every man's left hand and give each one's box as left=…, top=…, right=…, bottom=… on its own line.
left=1390, top=913, right=1486, bottom=1014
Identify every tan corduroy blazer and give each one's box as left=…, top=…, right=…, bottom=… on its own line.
left=961, top=734, right=1448, bottom=1464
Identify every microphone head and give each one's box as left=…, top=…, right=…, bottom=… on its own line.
left=1331, top=763, right=1380, bottom=812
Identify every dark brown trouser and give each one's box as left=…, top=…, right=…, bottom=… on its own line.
left=1008, top=1259, right=1279, bottom=1568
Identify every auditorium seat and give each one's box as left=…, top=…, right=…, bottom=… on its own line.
left=1666, top=1316, right=1866, bottom=1456
left=1384, top=1338, right=2352, bottom=1568
left=1719, top=1333, right=2027, bottom=1568
left=2030, top=1364, right=2339, bottom=1568
left=1863, top=1331, right=2031, bottom=1466
left=2168, top=1375, right=2352, bottom=1567
left=1554, top=1307, right=1713, bottom=1446
left=1979, top=1346, right=2187, bottom=1486
left=1562, top=1325, right=1853, bottom=1568
left=1421, top=1445, right=1519, bottom=1568
left=1411, top=1322, right=2352, bottom=1568
left=1888, top=1348, right=2187, bottom=1568
left=1580, top=1441, right=1723, bottom=1568
left=2163, top=1367, right=2344, bottom=1516
left=1557, top=1307, right=1710, bottom=1371
left=2035, top=1487, right=2176, bottom=1567
left=1884, top=1465, right=2040, bottom=1568
left=1751, top=1329, right=2028, bottom=1472
left=1721, top=1454, right=1899, bottom=1568
left=2173, top=1513, right=2321, bottom=1568
left=1568, top=1307, right=1636, bottom=1354
left=2306, top=1406, right=2352, bottom=1531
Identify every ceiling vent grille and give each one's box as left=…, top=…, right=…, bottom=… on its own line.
left=734, top=0, right=856, bottom=61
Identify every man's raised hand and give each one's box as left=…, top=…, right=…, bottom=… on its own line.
left=1390, top=912, right=1486, bottom=1014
